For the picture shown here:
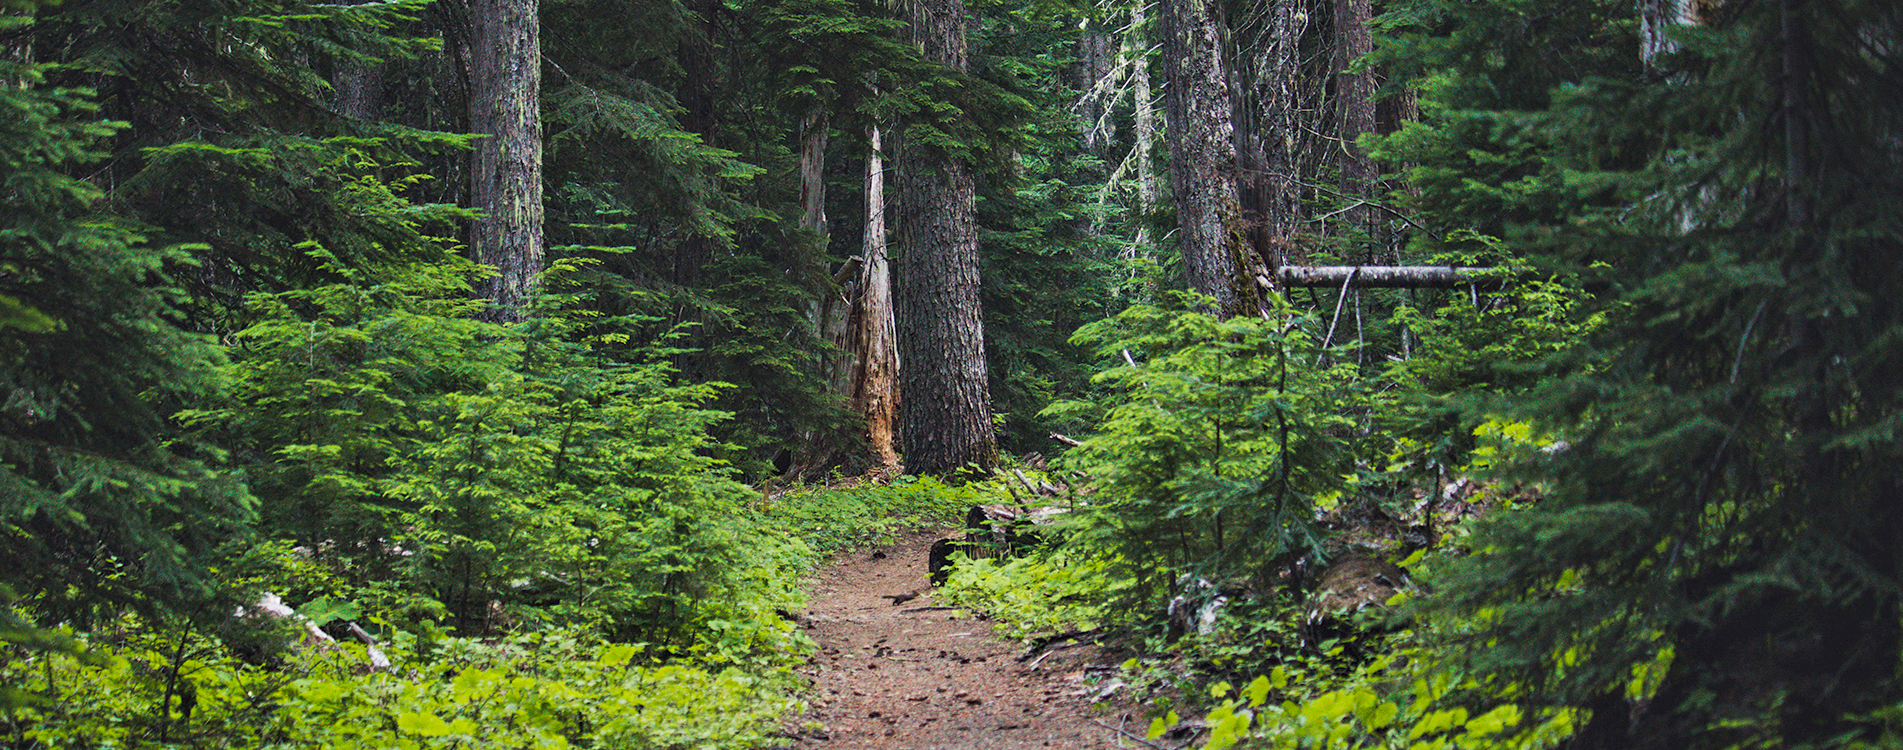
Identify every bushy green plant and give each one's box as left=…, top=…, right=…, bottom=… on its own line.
left=938, top=549, right=1126, bottom=639
left=189, top=256, right=804, bottom=649
left=1044, top=293, right=1366, bottom=608
left=0, top=34, right=254, bottom=652
left=764, top=475, right=989, bottom=555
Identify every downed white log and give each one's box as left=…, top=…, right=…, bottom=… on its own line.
left=245, top=593, right=391, bottom=671
left=1275, top=265, right=1498, bottom=289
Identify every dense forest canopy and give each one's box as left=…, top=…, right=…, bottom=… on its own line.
left=1, top=0, right=1898, bottom=747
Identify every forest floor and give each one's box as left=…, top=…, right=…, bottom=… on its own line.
left=782, top=529, right=1140, bottom=749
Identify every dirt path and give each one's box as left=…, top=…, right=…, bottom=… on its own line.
left=785, top=530, right=1133, bottom=749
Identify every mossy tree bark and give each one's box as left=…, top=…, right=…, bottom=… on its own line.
left=1158, top=0, right=1255, bottom=317
left=469, top=0, right=542, bottom=321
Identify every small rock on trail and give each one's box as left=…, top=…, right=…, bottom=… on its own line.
left=786, top=530, right=1128, bottom=749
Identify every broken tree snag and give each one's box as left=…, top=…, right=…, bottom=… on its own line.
left=1277, top=265, right=1497, bottom=289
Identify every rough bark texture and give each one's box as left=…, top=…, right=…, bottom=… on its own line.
left=800, top=112, right=830, bottom=238
left=469, top=0, right=543, bottom=321
left=898, top=0, right=995, bottom=475
left=1238, top=0, right=1313, bottom=287
left=334, top=57, right=385, bottom=120
left=1332, top=0, right=1376, bottom=256
left=853, top=127, right=900, bottom=471
left=1158, top=0, right=1251, bottom=316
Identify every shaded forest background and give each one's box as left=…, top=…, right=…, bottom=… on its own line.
left=1, top=0, right=1899, bottom=747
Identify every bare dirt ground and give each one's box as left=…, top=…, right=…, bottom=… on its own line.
left=783, top=530, right=1139, bottom=749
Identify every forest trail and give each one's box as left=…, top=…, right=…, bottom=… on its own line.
left=786, top=530, right=1132, bottom=749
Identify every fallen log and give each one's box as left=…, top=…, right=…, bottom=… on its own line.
left=1276, top=265, right=1499, bottom=289
left=246, top=593, right=390, bottom=671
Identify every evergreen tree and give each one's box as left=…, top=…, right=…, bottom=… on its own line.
left=1410, top=1, right=1903, bottom=745
left=897, top=0, right=997, bottom=475
left=0, top=37, right=251, bottom=638
left=1157, top=0, right=1253, bottom=316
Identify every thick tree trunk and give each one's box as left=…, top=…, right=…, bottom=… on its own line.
left=898, top=0, right=995, bottom=475
left=1158, top=0, right=1253, bottom=317
left=800, top=112, right=830, bottom=238
left=854, top=127, right=900, bottom=471
left=1265, top=0, right=1312, bottom=268
left=1332, top=0, right=1376, bottom=256
left=1237, top=0, right=1313, bottom=292
left=468, top=0, right=542, bottom=321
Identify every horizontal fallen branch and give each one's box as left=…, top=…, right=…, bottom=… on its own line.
left=1275, top=265, right=1500, bottom=289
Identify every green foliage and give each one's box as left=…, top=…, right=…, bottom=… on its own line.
left=23, top=0, right=465, bottom=306
left=189, top=256, right=806, bottom=650
left=1141, top=608, right=1583, bottom=750
left=0, top=50, right=254, bottom=640
left=1046, top=294, right=1364, bottom=606
left=1388, top=0, right=1903, bottom=745
left=938, top=549, right=1126, bottom=639
left=1388, top=260, right=1605, bottom=395
left=764, top=475, right=983, bottom=556
left=1, top=619, right=795, bottom=749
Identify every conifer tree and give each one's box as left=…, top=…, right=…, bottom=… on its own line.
left=1412, top=1, right=1903, bottom=745
left=0, top=45, right=252, bottom=634
left=897, top=0, right=997, bottom=475
left=1157, top=0, right=1253, bottom=316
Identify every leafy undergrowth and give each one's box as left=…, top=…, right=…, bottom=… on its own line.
left=4, top=625, right=797, bottom=750
left=763, top=475, right=989, bottom=556
left=938, top=549, right=1123, bottom=640
left=1, top=475, right=995, bottom=750
left=943, top=539, right=1591, bottom=750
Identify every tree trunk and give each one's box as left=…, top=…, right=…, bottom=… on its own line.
left=335, top=57, right=385, bottom=120
left=1640, top=0, right=1703, bottom=65
left=1265, top=0, right=1312, bottom=270
left=468, top=0, right=543, bottom=321
left=1131, top=1, right=1160, bottom=244
left=1077, top=20, right=1113, bottom=155
left=898, top=0, right=995, bottom=475
left=1158, top=0, right=1253, bottom=317
left=800, top=111, right=830, bottom=239
left=854, top=126, right=900, bottom=471
left=671, top=0, right=721, bottom=294
left=1332, top=0, right=1376, bottom=257
left=1237, top=0, right=1313, bottom=293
